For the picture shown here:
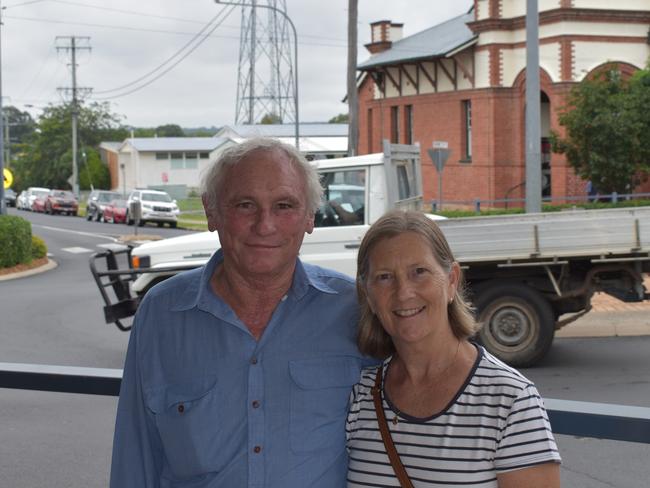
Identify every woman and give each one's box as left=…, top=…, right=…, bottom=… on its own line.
left=347, top=210, right=561, bottom=487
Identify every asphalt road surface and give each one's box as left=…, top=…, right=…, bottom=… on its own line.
left=1, top=209, right=649, bottom=487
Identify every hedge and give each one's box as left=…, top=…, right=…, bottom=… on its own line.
left=0, top=215, right=32, bottom=268
left=32, top=235, right=47, bottom=260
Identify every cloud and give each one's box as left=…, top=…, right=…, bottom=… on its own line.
left=5, top=0, right=471, bottom=128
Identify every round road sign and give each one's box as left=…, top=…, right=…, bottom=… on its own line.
left=3, top=168, right=13, bottom=189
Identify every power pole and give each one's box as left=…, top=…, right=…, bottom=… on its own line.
left=57, top=36, right=91, bottom=196
left=0, top=0, right=6, bottom=215
left=525, top=0, right=542, bottom=213
left=347, top=0, right=358, bottom=156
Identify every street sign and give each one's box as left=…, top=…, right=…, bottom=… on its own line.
left=3, top=168, right=13, bottom=189
left=432, top=141, right=449, bottom=149
left=427, top=146, right=449, bottom=173
left=427, top=141, right=451, bottom=210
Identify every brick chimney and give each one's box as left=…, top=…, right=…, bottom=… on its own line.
left=365, top=20, right=404, bottom=54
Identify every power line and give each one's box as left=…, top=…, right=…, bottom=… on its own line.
left=3, top=14, right=348, bottom=46
left=93, top=6, right=234, bottom=95
left=91, top=4, right=237, bottom=100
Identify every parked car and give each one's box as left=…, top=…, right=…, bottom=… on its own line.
left=17, top=190, right=29, bottom=210
left=25, top=187, right=50, bottom=211
left=86, top=190, right=122, bottom=221
left=31, top=194, right=48, bottom=213
left=45, top=189, right=78, bottom=216
left=126, top=189, right=179, bottom=228
left=4, top=188, right=16, bottom=207
left=102, top=199, right=128, bottom=224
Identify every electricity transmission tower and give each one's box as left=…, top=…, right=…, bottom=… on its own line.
left=235, top=0, right=295, bottom=125
left=56, top=36, right=92, bottom=196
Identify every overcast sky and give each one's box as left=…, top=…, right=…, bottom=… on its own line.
left=3, top=0, right=471, bottom=128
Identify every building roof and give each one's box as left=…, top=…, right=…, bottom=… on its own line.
left=358, top=12, right=477, bottom=69
left=99, top=141, right=122, bottom=153
left=218, top=123, right=348, bottom=138
left=122, top=137, right=230, bottom=152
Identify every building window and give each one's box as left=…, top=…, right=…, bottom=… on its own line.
left=404, top=105, right=413, bottom=144
left=185, top=156, right=198, bottom=169
left=462, top=100, right=472, bottom=161
left=199, top=152, right=210, bottom=159
left=155, top=152, right=168, bottom=160
left=170, top=152, right=184, bottom=169
left=367, top=108, right=373, bottom=153
left=390, top=106, right=399, bottom=143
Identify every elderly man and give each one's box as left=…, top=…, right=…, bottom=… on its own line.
left=110, top=138, right=368, bottom=487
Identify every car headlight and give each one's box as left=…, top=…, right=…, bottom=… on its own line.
left=142, top=203, right=153, bottom=209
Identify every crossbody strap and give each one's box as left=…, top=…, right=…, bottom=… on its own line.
left=371, top=366, right=415, bottom=488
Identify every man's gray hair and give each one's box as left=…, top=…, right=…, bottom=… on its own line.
left=201, top=137, right=323, bottom=213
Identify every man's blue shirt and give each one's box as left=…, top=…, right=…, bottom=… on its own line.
left=110, top=249, right=368, bottom=487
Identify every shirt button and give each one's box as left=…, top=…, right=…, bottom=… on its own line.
left=250, top=357, right=258, bottom=365
left=252, top=400, right=260, bottom=409
left=253, top=445, right=262, bottom=454
left=177, top=404, right=184, bottom=413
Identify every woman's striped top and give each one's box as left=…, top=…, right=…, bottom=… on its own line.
left=346, top=346, right=561, bottom=487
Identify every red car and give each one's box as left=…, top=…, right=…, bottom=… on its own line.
left=102, top=199, right=128, bottom=224
left=45, top=190, right=79, bottom=216
left=31, top=194, right=48, bottom=213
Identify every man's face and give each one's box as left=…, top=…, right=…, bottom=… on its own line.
left=204, top=149, right=315, bottom=280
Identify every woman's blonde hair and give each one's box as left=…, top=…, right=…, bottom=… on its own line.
left=356, top=210, right=478, bottom=359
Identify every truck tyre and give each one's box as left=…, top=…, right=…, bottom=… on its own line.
left=473, top=282, right=554, bottom=367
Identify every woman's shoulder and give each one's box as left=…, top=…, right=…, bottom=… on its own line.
left=352, top=358, right=389, bottom=396
left=470, top=346, right=536, bottom=393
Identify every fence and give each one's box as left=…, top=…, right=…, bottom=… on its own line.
left=431, top=191, right=650, bottom=213
left=1, top=361, right=649, bottom=444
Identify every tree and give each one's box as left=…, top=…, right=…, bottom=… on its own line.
left=2, top=106, right=37, bottom=169
left=14, top=102, right=125, bottom=190
left=551, top=66, right=650, bottom=193
left=328, top=113, right=349, bottom=124
left=154, top=124, right=185, bottom=137
left=79, top=148, right=111, bottom=191
left=260, top=113, right=282, bottom=124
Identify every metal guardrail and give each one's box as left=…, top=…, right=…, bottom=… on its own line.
left=1, top=362, right=649, bottom=444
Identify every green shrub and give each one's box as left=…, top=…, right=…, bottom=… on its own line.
left=0, top=215, right=32, bottom=268
left=31, top=235, right=47, bottom=260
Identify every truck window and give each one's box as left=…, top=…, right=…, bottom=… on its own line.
left=315, top=169, right=366, bottom=227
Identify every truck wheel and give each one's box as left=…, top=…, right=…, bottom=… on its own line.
left=473, top=283, right=555, bottom=367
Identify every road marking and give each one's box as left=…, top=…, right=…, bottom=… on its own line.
left=33, top=225, right=118, bottom=242
left=62, top=247, right=94, bottom=254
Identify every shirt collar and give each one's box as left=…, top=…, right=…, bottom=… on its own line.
left=170, top=248, right=340, bottom=312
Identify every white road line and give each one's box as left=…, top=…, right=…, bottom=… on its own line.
left=62, top=247, right=94, bottom=254
left=33, top=225, right=119, bottom=242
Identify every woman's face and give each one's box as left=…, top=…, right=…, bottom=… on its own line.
left=365, top=232, right=459, bottom=349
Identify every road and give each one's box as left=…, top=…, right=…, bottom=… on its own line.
left=1, top=209, right=649, bottom=487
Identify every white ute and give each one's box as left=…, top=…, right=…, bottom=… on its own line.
left=91, top=142, right=650, bottom=367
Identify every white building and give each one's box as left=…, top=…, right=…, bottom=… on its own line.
left=215, top=123, right=349, bottom=160
left=112, top=137, right=234, bottom=198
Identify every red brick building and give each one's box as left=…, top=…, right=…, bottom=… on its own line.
left=357, top=1, right=650, bottom=207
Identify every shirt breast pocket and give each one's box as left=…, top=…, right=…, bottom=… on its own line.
left=145, top=376, right=226, bottom=479
left=289, top=357, right=361, bottom=454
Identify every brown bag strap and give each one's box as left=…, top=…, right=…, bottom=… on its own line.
left=371, top=366, right=415, bottom=488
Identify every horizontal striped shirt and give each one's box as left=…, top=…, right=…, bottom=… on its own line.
left=346, top=346, right=561, bottom=487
